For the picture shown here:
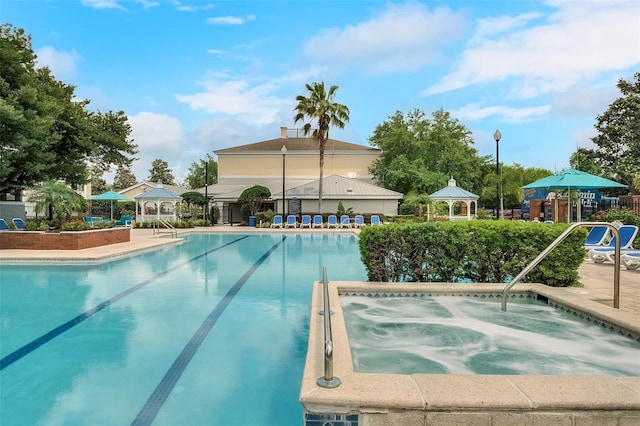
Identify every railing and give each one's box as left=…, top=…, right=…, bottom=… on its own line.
left=316, top=266, right=341, bottom=389
left=153, top=219, right=178, bottom=238
left=501, top=222, right=621, bottom=312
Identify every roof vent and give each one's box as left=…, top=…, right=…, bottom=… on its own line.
left=347, top=188, right=353, bottom=192
left=347, top=172, right=357, bottom=178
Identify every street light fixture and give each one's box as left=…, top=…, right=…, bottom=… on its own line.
left=204, top=156, right=209, bottom=225
left=493, top=129, right=502, bottom=219
left=281, top=145, right=287, bottom=216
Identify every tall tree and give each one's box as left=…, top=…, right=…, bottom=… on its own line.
left=0, top=24, right=137, bottom=196
left=29, top=180, right=87, bottom=222
left=569, top=148, right=601, bottom=175
left=184, top=156, right=218, bottom=189
left=113, top=165, right=137, bottom=190
left=148, top=159, right=175, bottom=185
left=294, top=82, right=350, bottom=212
left=369, top=109, right=488, bottom=196
left=590, top=72, right=640, bottom=193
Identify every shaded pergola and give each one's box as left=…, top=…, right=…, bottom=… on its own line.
left=430, top=177, right=479, bottom=220
left=134, top=183, right=183, bottom=223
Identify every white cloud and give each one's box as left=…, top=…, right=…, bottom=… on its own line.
left=206, top=15, right=255, bottom=25
left=452, top=103, right=551, bottom=122
left=173, top=1, right=215, bottom=12
left=550, top=83, right=618, bottom=117
left=208, top=49, right=223, bottom=54
left=423, top=0, right=640, bottom=97
left=35, top=46, right=81, bottom=80
left=81, top=0, right=158, bottom=10
left=175, top=78, right=290, bottom=125
left=128, top=112, right=185, bottom=181
left=303, top=3, right=467, bottom=74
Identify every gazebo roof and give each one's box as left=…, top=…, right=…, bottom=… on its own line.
left=134, top=183, right=182, bottom=200
left=430, top=177, right=479, bottom=200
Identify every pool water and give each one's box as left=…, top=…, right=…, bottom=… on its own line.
left=342, top=295, right=640, bottom=376
left=0, top=233, right=366, bottom=425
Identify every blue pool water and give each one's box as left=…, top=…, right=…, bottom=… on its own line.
left=0, top=233, right=366, bottom=425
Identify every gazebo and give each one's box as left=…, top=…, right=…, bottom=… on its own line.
left=134, top=182, right=183, bottom=223
left=430, top=177, right=479, bottom=220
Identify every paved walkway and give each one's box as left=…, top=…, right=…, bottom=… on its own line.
left=1, top=227, right=638, bottom=315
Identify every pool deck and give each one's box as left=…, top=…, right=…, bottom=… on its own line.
left=1, top=226, right=638, bottom=315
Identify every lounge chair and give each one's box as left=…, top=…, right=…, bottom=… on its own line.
left=370, top=215, right=381, bottom=226
left=354, top=215, right=365, bottom=228
left=300, top=215, right=311, bottom=228
left=327, top=215, right=338, bottom=228
left=587, top=225, right=639, bottom=263
left=621, top=251, right=640, bottom=270
left=270, top=215, right=283, bottom=228
left=0, top=218, right=9, bottom=231
left=584, top=225, right=610, bottom=249
left=12, top=218, right=26, bottom=230
left=312, top=215, right=323, bottom=228
left=339, top=215, right=351, bottom=228
left=115, top=215, right=133, bottom=227
left=285, top=215, right=297, bottom=228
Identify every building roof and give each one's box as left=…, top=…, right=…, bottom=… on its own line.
left=430, top=177, right=479, bottom=200
left=121, top=181, right=189, bottom=195
left=278, top=175, right=403, bottom=199
left=214, top=137, right=379, bottom=154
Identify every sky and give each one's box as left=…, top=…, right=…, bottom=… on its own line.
left=3, top=0, right=639, bottom=185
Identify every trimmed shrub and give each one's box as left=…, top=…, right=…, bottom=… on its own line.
left=359, top=220, right=587, bottom=287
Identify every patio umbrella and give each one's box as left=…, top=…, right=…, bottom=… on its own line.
left=522, top=169, right=627, bottom=222
left=89, top=190, right=132, bottom=220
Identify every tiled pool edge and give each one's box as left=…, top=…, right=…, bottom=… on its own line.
left=300, top=282, right=640, bottom=426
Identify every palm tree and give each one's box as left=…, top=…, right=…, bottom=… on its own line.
left=293, top=82, right=350, bottom=213
left=29, top=181, right=87, bottom=223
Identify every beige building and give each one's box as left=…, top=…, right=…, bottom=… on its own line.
left=203, top=127, right=403, bottom=223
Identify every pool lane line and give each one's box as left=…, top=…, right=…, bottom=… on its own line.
left=0, top=235, right=250, bottom=371
left=131, top=235, right=287, bottom=426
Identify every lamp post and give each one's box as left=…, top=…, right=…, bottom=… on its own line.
left=493, top=129, right=501, bottom=219
left=204, top=156, right=209, bottom=225
left=281, top=145, right=287, bottom=216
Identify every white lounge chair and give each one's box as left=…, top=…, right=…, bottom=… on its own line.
left=587, top=225, right=639, bottom=263
left=621, top=251, right=640, bottom=270
left=270, top=215, right=283, bottom=228
left=370, top=215, right=381, bottom=226
left=300, top=215, right=311, bottom=228
left=285, top=215, right=297, bottom=228
left=339, top=215, right=351, bottom=228
left=354, top=215, right=365, bottom=228
left=584, top=225, right=610, bottom=249
left=312, top=215, right=323, bottom=228
left=327, top=215, right=338, bottom=228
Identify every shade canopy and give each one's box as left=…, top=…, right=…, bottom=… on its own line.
left=89, top=190, right=132, bottom=220
left=522, top=169, right=626, bottom=223
left=522, top=169, right=626, bottom=191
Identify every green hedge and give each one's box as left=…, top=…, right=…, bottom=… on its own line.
left=358, top=220, right=587, bottom=287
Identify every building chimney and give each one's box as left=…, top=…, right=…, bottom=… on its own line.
left=280, top=126, right=287, bottom=139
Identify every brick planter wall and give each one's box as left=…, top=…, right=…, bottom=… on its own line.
left=0, top=227, right=130, bottom=250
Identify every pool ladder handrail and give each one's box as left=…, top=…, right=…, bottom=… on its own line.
left=501, top=222, right=621, bottom=312
left=153, top=219, right=178, bottom=238
left=317, top=266, right=341, bottom=389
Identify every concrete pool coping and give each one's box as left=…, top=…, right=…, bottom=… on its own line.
left=300, top=282, right=640, bottom=425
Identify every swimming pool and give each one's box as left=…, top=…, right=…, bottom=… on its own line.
left=0, top=232, right=366, bottom=425
left=341, top=295, right=640, bottom=375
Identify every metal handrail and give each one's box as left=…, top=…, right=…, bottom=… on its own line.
left=153, top=219, right=178, bottom=238
left=317, top=266, right=341, bottom=389
left=501, top=222, right=621, bottom=311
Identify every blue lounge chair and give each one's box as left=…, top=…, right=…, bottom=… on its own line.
left=327, top=215, right=338, bottom=228
left=115, top=215, right=133, bottom=227
left=621, top=251, right=640, bottom=270
left=339, top=215, right=351, bottom=228
left=587, top=225, right=639, bottom=263
left=12, top=218, right=26, bottom=230
left=285, top=215, right=297, bottom=228
left=354, top=215, right=364, bottom=228
left=0, top=218, right=9, bottom=231
left=270, top=215, right=283, bottom=228
left=300, top=215, right=312, bottom=228
left=584, top=225, right=610, bottom=249
left=370, top=215, right=381, bottom=226
left=312, top=215, right=323, bottom=228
